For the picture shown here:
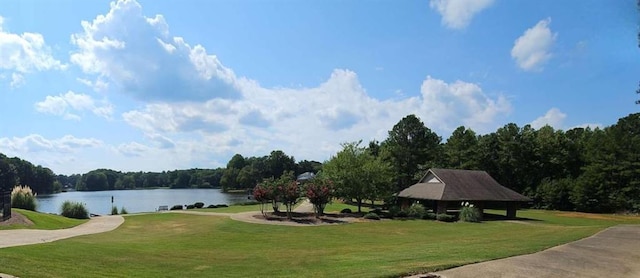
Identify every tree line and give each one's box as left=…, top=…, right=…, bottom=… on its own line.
left=0, top=154, right=57, bottom=194
left=2, top=112, right=639, bottom=213
left=334, top=113, right=640, bottom=213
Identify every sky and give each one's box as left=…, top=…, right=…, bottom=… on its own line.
left=0, top=0, right=638, bottom=175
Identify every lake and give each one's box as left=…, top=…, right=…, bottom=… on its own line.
left=35, top=189, right=251, bottom=215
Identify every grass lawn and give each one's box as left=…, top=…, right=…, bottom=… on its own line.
left=0, top=209, right=638, bottom=277
left=0, top=209, right=87, bottom=230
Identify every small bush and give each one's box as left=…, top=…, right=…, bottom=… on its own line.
left=120, top=207, right=128, bottom=215
left=207, top=204, right=218, bottom=208
left=61, top=201, right=89, bottom=219
left=11, top=185, right=37, bottom=211
left=216, top=204, right=229, bottom=208
left=170, top=205, right=183, bottom=210
left=111, top=206, right=119, bottom=215
left=459, top=202, right=481, bottom=222
left=186, top=204, right=195, bottom=209
left=423, top=212, right=437, bottom=220
left=340, top=208, right=352, bottom=214
left=363, top=212, right=380, bottom=220
left=407, top=204, right=426, bottom=219
left=395, top=210, right=409, bottom=218
left=436, top=213, right=456, bottom=222
left=194, top=202, right=205, bottom=208
left=388, top=206, right=401, bottom=217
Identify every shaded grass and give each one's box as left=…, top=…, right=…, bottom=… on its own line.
left=0, top=209, right=87, bottom=230
left=0, top=210, right=638, bottom=277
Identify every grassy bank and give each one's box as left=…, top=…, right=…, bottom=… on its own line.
left=0, top=210, right=638, bottom=277
left=0, top=209, right=87, bottom=230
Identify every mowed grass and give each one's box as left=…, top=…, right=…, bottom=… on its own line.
left=0, top=210, right=638, bottom=278
left=0, top=209, right=87, bottom=230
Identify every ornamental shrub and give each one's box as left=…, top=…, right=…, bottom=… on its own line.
left=363, top=212, right=380, bottom=220
left=424, top=212, right=437, bottom=220
left=186, top=204, right=195, bottom=209
left=306, top=178, right=334, bottom=217
left=407, top=203, right=426, bottom=219
left=61, top=201, right=89, bottom=219
left=216, top=204, right=228, bottom=208
left=111, top=206, right=119, bottom=215
left=207, top=204, right=218, bottom=208
left=194, top=202, right=205, bottom=209
left=459, top=202, right=481, bottom=222
left=11, top=185, right=37, bottom=211
left=170, top=205, right=183, bottom=210
left=119, top=207, right=128, bottom=214
left=340, top=208, right=352, bottom=214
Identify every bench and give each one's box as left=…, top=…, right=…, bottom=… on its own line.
left=158, top=205, right=169, bottom=211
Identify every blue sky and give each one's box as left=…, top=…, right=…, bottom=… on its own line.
left=0, top=0, right=638, bottom=175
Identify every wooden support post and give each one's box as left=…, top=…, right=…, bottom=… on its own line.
left=436, top=201, right=448, bottom=214
left=506, top=202, right=519, bottom=219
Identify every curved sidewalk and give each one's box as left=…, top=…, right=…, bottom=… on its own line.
left=433, top=225, right=640, bottom=278
left=0, top=215, right=124, bottom=249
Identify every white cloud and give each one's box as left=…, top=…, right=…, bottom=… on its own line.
left=121, top=70, right=511, bottom=165
left=511, top=18, right=557, bottom=71
left=429, top=0, right=495, bottom=29
left=0, top=134, right=102, bottom=154
left=116, top=142, right=150, bottom=157
left=70, top=0, right=240, bottom=101
left=0, top=16, right=66, bottom=75
left=530, top=108, right=566, bottom=129
left=419, top=76, right=512, bottom=131
left=35, top=91, right=114, bottom=120
left=10, top=72, right=24, bottom=87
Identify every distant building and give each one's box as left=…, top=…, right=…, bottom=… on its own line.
left=296, top=172, right=316, bottom=183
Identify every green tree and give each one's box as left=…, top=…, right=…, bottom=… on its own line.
left=382, top=114, right=442, bottom=191
left=443, top=126, right=479, bottom=169
left=323, top=141, right=393, bottom=213
left=0, top=159, right=17, bottom=191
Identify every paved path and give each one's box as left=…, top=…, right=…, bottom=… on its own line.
left=293, top=198, right=314, bottom=213
left=0, top=215, right=124, bottom=249
left=431, top=225, right=640, bottom=278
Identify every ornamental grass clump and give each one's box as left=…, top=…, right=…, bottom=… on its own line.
left=61, top=201, right=89, bottom=219
left=11, top=185, right=37, bottom=211
left=459, top=202, right=481, bottom=223
left=407, top=203, right=426, bottom=219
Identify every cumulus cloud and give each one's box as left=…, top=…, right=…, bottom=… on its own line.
left=0, top=134, right=102, bottom=153
left=419, top=76, right=511, bottom=131
left=116, top=142, right=150, bottom=157
left=121, top=69, right=511, bottom=163
left=70, top=0, right=240, bottom=101
left=429, top=0, right=495, bottom=29
left=530, top=108, right=566, bottom=129
left=511, top=18, right=557, bottom=71
left=0, top=16, right=66, bottom=77
left=35, top=91, right=114, bottom=120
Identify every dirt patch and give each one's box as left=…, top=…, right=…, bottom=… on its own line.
left=0, top=211, right=34, bottom=227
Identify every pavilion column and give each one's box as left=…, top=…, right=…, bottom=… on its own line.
left=506, top=202, right=519, bottom=219
left=436, top=201, right=448, bottom=214
left=475, top=202, right=485, bottom=220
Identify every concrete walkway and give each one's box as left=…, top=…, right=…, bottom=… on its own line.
left=432, top=225, right=640, bottom=278
left=0, top=215, right=124, bottom=249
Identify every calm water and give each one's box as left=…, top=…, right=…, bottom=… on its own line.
left=35, top=189, right=250, bottom=215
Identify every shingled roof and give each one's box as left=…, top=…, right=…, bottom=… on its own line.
left=397, top=168, right=531, bottom=202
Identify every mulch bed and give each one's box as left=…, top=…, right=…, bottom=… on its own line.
left=252, top=211, right=356, bottom=225
left=0, top=211, right=34, bottom=227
